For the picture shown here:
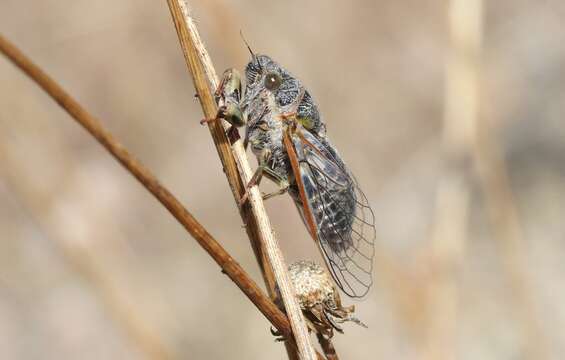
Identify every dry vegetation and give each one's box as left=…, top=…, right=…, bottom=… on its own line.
left=1, top=0, right=564, bottom=359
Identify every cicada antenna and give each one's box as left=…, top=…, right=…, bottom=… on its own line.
left=239, top=30, right=263, bottom=72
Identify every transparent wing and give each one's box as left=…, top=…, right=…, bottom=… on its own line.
left=288, top=129, right=376, bottom=298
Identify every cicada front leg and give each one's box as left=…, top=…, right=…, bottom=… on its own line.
left=238, top=148, right=289, bottom=206
left=200, top=68, right=246, bottom=142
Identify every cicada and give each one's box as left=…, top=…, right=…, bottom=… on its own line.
left=207, top=47, right=376, bottom=298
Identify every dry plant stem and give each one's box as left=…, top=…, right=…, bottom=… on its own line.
left=165, top=0, right=276, bottom=295
left=425, top=1, right=481, bottom=358
left=165, top=2, right=317, bottom=360
left=0, top=33, right=292, bottom=338
left=316, top=334, right=338, bottom=360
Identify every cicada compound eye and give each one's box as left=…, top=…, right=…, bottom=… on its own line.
left=264, top=72, right=282, bottom=91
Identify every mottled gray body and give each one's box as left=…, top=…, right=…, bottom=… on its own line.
left=217, top=54, right=375, bottom=298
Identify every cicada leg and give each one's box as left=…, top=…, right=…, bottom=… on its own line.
left=262, top=184, right=289, bottom=201
left=238, top=149, right=289, bottom=206
left=201, top=103, right=244, bottom=126
left=200, top=68, right=245, bottom=143
left=200, top=104, right=243, bottom=143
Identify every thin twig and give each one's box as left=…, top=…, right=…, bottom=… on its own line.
left=0, top=33, right=293, bottom=339
left=165, top=2, right=318, bottom=360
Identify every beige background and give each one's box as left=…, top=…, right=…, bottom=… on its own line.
left=1, top=1, right=564, bottom=359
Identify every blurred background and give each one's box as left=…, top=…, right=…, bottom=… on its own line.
left=1, top=0, right=564, bottom=359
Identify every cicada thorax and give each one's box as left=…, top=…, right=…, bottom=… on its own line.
left=242, top=66, right=320, bottom=186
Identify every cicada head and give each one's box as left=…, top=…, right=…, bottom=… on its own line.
left=242, top=55, right=323, bottom=135
left=244, top=55, right=298, bottom=105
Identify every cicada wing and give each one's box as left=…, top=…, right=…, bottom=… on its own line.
left=285, top=128, right=376, bottom=298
